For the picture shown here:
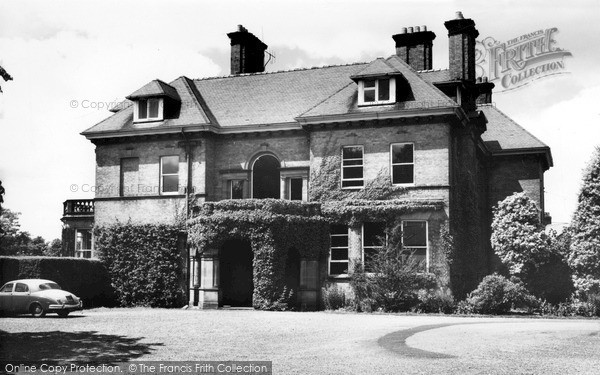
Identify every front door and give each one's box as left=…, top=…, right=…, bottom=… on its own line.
left=220, top=240, right=254, bottom=307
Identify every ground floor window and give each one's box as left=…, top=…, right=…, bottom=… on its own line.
left=363, top=222, right=386, bottom=272
left=230, top=180, right=244, bottom=199
left=402, top=221, right=428, bottom=271
left=75, top=229, right=94, bottom=258
left=329, top=224, right=349, bottom=276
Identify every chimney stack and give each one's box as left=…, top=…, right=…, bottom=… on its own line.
left=444, top=11, right=479, bottom=82
left=227, top=25, right=268, bottom=75
left=392, top=25, right=436, bottom=71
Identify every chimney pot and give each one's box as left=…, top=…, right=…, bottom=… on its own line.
left=415, top=26, right=420, bottom=32
left=400, top=27, right=407, bottom=34
left=407, top=27, right=414, bottom=33
left=455, top=11, right=464, bottom=19
left=421, top=25, right=427, bottom=31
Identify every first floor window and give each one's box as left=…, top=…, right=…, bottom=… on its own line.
left=160, top=155, right=179, bottom=194
left=402, top=221, right=428, bottom=271
left=289, top=178, right=303, bottom=201
left=230, top=180, right=244, bottom=199
left=341, top=145, right=364, bottom=188
left=391, top=143, right=414, bottom=185
left=363, top=222, right=386, bottom=272
left=75, top=229, right=93, bottom=259
left=329, top=224, right=349, bottom=275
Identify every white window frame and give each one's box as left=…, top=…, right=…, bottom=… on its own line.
left=341, top=145, right=364, bottom=189
left=358, top=77, right=396, bottom=106
left=401, top=220, right=429, bottom=272
left=75, top=229, right=94, bottom=259
left=328, top=225, right=349, bottom=277
left=160, top=155, right=180, bottom=195
left=390, top=143, right=415, bottom=186
left=134, top=98, right=164, bottom=122
left=362, top=222, right=387, bottom=272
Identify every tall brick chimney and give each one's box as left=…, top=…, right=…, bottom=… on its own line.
left=227, top=25, right=268, bottom=75
left=444, top=11, right=479, bottom=82
left=392, top=26, right=436, bottom=71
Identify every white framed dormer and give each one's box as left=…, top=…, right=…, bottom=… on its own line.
left=134, top=97, right=164, bottom=122
left=358, top=77, right=396, bottom=106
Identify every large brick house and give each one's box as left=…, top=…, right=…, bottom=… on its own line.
left=63, top=13, right=552, bottom=308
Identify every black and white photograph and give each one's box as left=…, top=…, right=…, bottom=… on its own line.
left=1, top=0, right=599, bottom=374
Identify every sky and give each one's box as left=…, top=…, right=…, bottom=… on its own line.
left=0, top=0, right=599, bottom=241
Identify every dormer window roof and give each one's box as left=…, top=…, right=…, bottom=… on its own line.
left=126, top=79, right=180, bottom=123
left=350, top=58, right=402, bottom=106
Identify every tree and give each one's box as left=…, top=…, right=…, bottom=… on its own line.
left=0, top=208, right=54, bottom=256
left=45, top=239, right=63, bottom=256
left=569, top=146, right=600, bottom=297
left=491, top=192, right=573, bottom=302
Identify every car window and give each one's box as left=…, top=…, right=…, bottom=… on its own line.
left=39, top=283, right=61, bottom=290
left=0, top=283, right=14, bottom=293
left=15, top=283, right=29, bottom=293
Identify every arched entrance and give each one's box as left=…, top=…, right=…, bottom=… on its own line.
left=252, top=155, right=280, bottom=199
left=220, top=240, right=254, bottom=307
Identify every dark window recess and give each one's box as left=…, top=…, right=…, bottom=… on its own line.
left=290, top=178, right=302, bottom=200
left=231, top=180, right=244, bottom=199
left=363, top=222, right=385, bottom=272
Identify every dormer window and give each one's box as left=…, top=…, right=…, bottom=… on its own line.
left=134, top=98, right=163, bottom=122
left=358, top=78, right=396, bottom=106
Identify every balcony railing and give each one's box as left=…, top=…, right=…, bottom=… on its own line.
left=63, top=199, right=94, bottom=216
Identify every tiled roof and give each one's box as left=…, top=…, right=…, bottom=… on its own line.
left=126, top=79, right=180, bottom=101
left=191, top=63, right=367, bottom=127
left=350, top=58, right=401, bottom=80
left=479, top=104, right=552, bottom=165
left=298, top=55, right=457, bottom=118
left=418, top=69, right=451, bottom=83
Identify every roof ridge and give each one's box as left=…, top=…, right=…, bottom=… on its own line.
left=177, top=76, right=214, bottom=125
left=193, top=61, right=369, bottom=81
left=296, top=81, right=355, bottom=118
left=417, top=68, right=449, bottom=73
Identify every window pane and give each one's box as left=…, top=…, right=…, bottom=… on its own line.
left=331, top=248, right=349, bottom=261
left=342, top=179, right=364, bottom=188
left=162, top=175, right=179, bottom=193
left=331, top=224, right=348, bottom=234
left=403, top=221, right=427, bottom=247
left=364, top=89, right=375, bottom=102
left=290, top=178, right=302, bottom=200
left=364, top=248, right=377, bottom=272
left=378, top=79, right=390, bottom=101
left=393, top=165, right=414, bottom=184
left=343, top=166, right=363, bottom=179
left=364, top=79, right=376, bottom=88
left=148, top=99, right=159, bottom=118
left=138, top=100, right=147, bottom=119
left=162, top=156, right=179, bottom=174
left=364, top=222, right=385, bottom=247
left=1, top=283, right=13, bottom=293
left=15, top=283, right=28, bottom=293
left=330, top=262, right=349, bottom=275
left=231, top=180, right=244, bottom=199
left=342, top=146, right=363, bottom=160
left=331, top=235, right=348, bottom=248
left=392, top=144, right=413, bottom=164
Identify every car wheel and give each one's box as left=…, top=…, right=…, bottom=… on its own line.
left=30, top=303, right=46, bottom=318
left=57, top=311, right=69, bottom=318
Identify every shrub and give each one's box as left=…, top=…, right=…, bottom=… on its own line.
left=94, top=222, right=186, bottom=308
left=0, top=256, right=116, bottom=307
left=462, top=274, right=539, bottom=315
left=350, top=224, right=437, bottom=312
left=321, top=284, right=347, bottom=310
left=569, top=146, right=600, bottom=298
left=416, top=288, right=456, bottom=314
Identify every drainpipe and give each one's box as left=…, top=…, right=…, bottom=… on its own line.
left=180, top=129, right=193, bottom=220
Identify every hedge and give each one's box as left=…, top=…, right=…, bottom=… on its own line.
left=0, top=256, right=116, bottom=307
left=94, top=223, right=187, bottom=308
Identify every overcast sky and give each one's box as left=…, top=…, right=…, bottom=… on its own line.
left=1, top=0, right=599, bottom=241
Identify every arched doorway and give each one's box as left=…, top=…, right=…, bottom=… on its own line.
left=220, top=240, right=254, bottom=307
left=252, top=155, right=280, bottom=199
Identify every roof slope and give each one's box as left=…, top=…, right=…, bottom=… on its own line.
left=126, top=79, right=180, bottom=100
left=298, top=55, right=457, bottom=119
left=191, top=63, right=366, bottom=127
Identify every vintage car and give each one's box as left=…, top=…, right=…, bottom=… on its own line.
left=0, top=279, right=83, bottom=317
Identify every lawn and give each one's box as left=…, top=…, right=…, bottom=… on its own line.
left=1, top=308, right=599, bottom=374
